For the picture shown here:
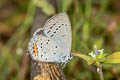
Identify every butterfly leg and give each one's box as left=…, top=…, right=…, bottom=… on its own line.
left=60, top=60, right=69, bottom=69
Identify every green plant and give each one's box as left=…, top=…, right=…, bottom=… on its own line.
left=73, top=45, right=120, bottom=80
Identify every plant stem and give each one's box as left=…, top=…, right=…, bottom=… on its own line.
left=97, top=63, right=104, bottom=80
left=93, top=45, right=104, bottom=80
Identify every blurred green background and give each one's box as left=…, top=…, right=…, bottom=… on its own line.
left=0, top=0, right=120, bottom=80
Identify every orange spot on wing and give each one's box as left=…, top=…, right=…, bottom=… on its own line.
left=33, top=44, right=38, bottom=54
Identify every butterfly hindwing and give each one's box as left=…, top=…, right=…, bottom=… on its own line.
left=28, top=35, right=67, bottom=62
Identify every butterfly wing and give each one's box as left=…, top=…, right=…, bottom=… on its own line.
left=28, top=35, right=66, bottom=62
left=43, top=12, right=72, bottom=59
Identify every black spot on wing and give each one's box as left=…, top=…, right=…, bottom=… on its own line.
left=50, top=27, right=53, bottom=29
left=65, top=24, right=67, bottom=26
left=55, top=46, right=57, bottom=48
left=53, top=23, right=56, bottom=26
left=47, top=30, right=51, bottom=34
left=51, top=34, right=54, bottom=37
left=46, top=40, right=50, bottom=44
left=56, top=28, right=58, bottom=30
left=41, top=55, right=43, bottom=57
left=61, top=35, right=66, bottom=37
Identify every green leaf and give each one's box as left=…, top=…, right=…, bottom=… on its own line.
left=73, top=53, right=91, bottom=62
left=104, top=52, right=120, bottom=63
left=85, top=0, right=91, bottom=18
left=33, top=0, right=55, bottom=15
left=96, top=53, right=108, bottom=62
left=87, top=59, right=95, bottom=65
left=82, top=21, right=90, bottom=41
left=57, top=0, right=72, bottom=12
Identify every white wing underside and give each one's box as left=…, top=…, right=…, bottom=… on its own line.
left=28, top=12, right=72, bottom=62
left=43, top=12, right=72, bottom=57
left=28, top=35, right=67, bottom=62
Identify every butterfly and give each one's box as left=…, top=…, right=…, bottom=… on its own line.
left=28, top=12, right=72, bottom=68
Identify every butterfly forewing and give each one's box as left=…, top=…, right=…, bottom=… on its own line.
left=43, top=12, right=72, bottom=57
